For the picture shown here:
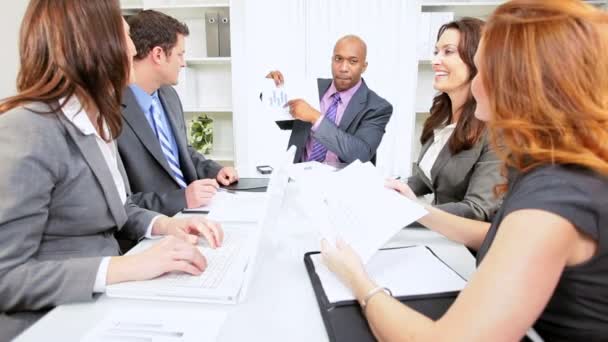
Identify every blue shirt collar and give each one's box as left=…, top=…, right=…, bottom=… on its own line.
left=128, top=84, right=159, bottom=114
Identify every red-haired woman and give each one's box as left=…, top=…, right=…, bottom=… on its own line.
left=322, top=1, right=608, bottom=340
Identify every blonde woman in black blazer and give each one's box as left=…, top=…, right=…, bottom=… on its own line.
left=401, top=18, right=501, bottom=221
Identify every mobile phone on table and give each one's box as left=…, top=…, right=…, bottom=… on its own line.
left=256, top=165, right=273, bottom=175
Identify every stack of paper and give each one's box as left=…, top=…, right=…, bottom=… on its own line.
left=288, top=161, right=337, bottom=182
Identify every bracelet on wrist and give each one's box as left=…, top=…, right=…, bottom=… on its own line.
left=360, top=286, right=392, bottom=316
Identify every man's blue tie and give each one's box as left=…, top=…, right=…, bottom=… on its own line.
left=150, top=96, right=187, bottom=188
left=308, top=93, right=341, bottom=162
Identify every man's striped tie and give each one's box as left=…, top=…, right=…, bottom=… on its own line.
left=150, top=96, right=187, bottom=188
left=308, top=93, right=341, bottom=162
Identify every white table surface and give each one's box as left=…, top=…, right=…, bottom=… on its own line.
left=15, top=171, right=476, bottom=342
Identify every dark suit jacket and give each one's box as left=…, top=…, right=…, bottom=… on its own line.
left=408, top=132, right=503, bottom=221
left=284, top=78, right=393, bottom=164
left=118, top=86, right=223, bottom=216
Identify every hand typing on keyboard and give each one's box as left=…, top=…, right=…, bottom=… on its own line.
left=106, top=235, right=208, bottom=284
left=152, top=231, right=247, bottom=289
left=151, top=216, right=224, bottom=248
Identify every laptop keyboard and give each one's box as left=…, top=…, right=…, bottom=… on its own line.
left=161, top=232, right=246, bottom=289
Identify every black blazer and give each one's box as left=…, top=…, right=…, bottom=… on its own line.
left=408, top=132, right=503, bottom=221
left=118, top=86, right=223, bottom=216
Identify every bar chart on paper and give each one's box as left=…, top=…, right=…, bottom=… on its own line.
left=261, top=79, right=292, bottom=121
left=263, top=80, right=288, bottom=108
left=268, top=88, right=288, bottom=107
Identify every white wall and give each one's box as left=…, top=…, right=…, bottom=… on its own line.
left=0, top=0, right=28, bottom=100
left=231, top=0, right=421, bottom=177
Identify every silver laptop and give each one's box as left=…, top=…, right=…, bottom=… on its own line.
left=106, top=146, right=296, bottom=304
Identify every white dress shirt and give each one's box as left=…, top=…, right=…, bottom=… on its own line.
left=61, top=96, right=159, bottom=293
left=419, top=123, right=456, bottom=181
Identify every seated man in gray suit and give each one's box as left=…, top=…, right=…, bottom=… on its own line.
left=118, top=10, right=238, bottom=216
left=266, top=35, right=393, bottom=164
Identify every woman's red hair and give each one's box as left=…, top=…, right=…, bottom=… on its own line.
left=481, top=0, right=608, bottom=182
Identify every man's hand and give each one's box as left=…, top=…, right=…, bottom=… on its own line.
left=216, top=167, right=238, bottom=186
left=265, top=70, right=284, bottom=86
left=285, top=99, right=321, bottom=124
left=185, top=179, right=219, bottom=208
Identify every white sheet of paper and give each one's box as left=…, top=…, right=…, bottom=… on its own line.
left=312, top=246, right=466, bottom=303
left=320, top=161, right=428, bottom=263
left=199, top=191, right=269, bottom=223
left=81, top=308, right=227, bottom=342
left=260, top=78, right=320, bottom=123
left=288, top=161, right=336, bottom=181
left=261, top=79, right=292, bottom=121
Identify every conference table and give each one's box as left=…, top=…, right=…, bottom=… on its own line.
left=16, top=170, right=476, bottom=342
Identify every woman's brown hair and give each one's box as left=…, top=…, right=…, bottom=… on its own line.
left=421, top=17, right=485, bottom=154
left=0, top=0, right=130, bottom=141
left=481, top=0, right=608, bottom=177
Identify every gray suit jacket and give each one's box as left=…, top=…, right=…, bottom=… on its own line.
left=408, top=132, right=503, bottom=221
left=286, top=78, right=393, bottom=164
left=118, top=86, right=223, bottom=216
left=0, top=103, right=157, bottom=340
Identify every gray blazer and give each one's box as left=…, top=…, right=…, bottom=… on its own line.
left=118, top=86, right=223, bottom=216
left=408, top=132, right=503, bottom=221
left=285, top=78, right=393, bottom=164
left=0, top=103, right=157, bottom=340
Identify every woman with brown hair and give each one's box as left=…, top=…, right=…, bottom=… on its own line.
left=0, top=0, right=223, bottom=338
left=322, top=0, right=608, bottom=340
left=390, top=17, right=502, bottom=222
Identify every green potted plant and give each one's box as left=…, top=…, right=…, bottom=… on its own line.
left=189, top=114, right=213, bottom=154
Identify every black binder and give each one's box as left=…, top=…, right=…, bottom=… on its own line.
left=221, top=177, right=268, bottom=192
left=304, top=246, right=462, bottom=342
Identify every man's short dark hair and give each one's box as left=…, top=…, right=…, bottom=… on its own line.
left=128, top=10, right=189, bottom=60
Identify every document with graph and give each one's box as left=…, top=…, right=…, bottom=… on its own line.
left=260, top=78, right=319, bottom=122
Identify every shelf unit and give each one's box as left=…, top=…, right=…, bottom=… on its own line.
left=412, top=0, right=607, bottom=165
left=121, top=0, right=235, bottom=166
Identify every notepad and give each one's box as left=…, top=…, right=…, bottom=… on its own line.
left=222, top=177, right=269, bottom=191
left=81, top=308, right=227, bottom=342
left=311, top=245, right=467, bottom=304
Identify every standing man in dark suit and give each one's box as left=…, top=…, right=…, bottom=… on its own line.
left=118, top=10, right=238, bottom=216
left=266, top=35, right=393, bottom=164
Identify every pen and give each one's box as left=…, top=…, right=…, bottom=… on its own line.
left=217, top=188, right=237, bottom=194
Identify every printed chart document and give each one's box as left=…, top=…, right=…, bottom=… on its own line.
left=319, top=161, right=428, bottom=263
left=260, top=78, right=320, bottom=122
left=261, top=78, right=292, bottom=121
left=311, top=246, right=467, bottom=303
left=82, top=308, right=228, bottom=342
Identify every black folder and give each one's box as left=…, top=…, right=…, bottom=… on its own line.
left=221, top=177, right=268, bottom=192
left=304, top=247, right=462, bottom=342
